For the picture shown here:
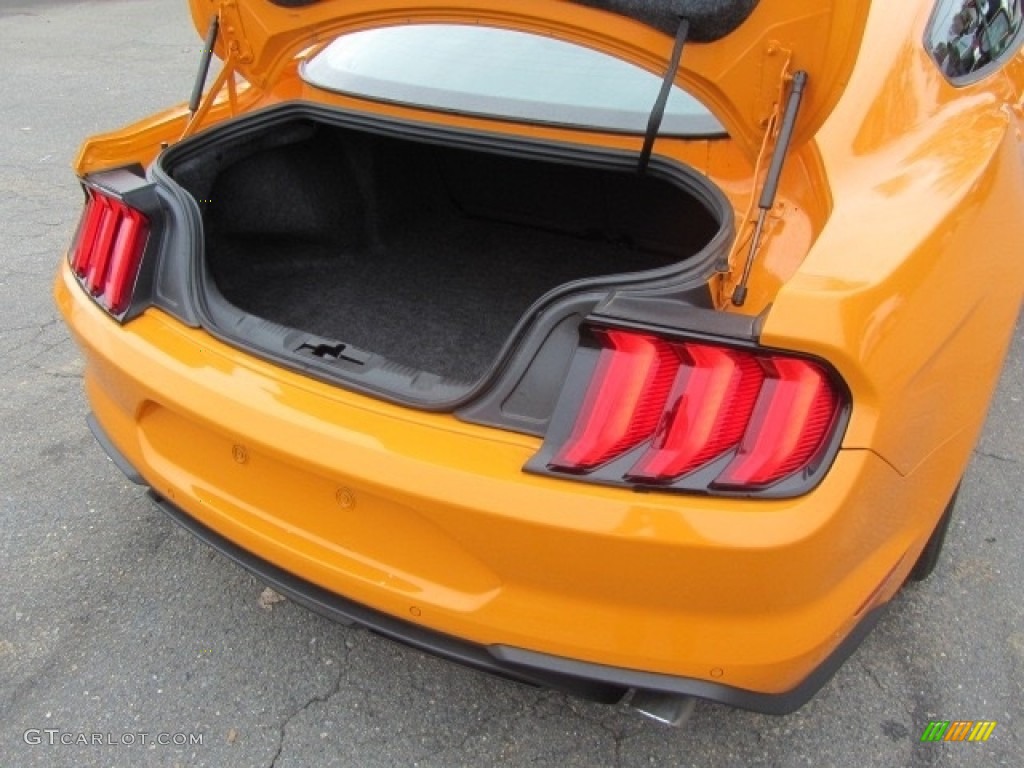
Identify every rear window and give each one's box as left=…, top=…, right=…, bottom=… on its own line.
left=301, top=24, right=725, bottom=136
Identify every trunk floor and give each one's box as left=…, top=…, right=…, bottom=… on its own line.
left=210, top=217, right=670, bottom=382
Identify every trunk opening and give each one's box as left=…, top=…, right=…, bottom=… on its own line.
left=163, top=110, right=727, bottom=402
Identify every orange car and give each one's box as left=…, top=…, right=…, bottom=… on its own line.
left=55, top=0, right=1024, bottom=723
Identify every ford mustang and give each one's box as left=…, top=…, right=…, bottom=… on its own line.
left=54, top=0, right=1024, bottom=724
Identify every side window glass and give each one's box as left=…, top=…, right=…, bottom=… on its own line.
left=927, top=0, right=1024, bottom=82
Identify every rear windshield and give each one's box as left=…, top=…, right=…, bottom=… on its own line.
left=301, top=24, right=725, bottom=136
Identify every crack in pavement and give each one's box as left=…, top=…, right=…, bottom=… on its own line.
left=267, top=643, right=350, bottom=768
left=857, top=656, right=916, bottom=723
left=1, top=319, right=67, bottom=360
left=31, top=368, right=82, bottom=381
left=408, top=686, right=542, bottom=767
left=0, top=320, right=60, bottom=336
left=598, top=717, right=635, bottom=768
left=973, top=449, right=1019, bottom=465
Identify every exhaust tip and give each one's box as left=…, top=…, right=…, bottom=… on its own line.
left=628, top=690, right=697, bottom=727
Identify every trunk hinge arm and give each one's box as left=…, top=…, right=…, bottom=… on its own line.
left=724, top=62, right=808, bottom=307
left=181, top=1, right=252, bottom=140
left=638, top=14, right=690, bottom=175
left=180, top=50, right=239, bottom=140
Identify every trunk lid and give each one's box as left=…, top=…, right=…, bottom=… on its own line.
left=186, top=0, right=869, bottom=157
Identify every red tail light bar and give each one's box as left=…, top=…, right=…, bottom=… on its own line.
left=551, top=332, right=678, bottom=471
left=536, top=327, right=848, bottom=496
left=70, top=187, right=150, bottom=316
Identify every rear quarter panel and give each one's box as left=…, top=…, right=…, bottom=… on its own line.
left=763, top=0, right=1024, bottom=488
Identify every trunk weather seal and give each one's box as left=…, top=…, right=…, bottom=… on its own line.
left=153, top=101, right=733, bottom=412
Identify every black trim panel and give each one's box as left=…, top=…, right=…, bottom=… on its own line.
left=492, top=602, right=885, bottom=716
left=266, top=0, right=760, bottom=42
left=86, top=414, right=145, bottom=485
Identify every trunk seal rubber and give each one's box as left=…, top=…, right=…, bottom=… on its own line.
left=152, top=101, right=734, bottom=412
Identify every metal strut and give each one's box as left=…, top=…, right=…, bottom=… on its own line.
left=189, top=14, right=220, bottom=116
left=732, top=70, right=808, bottom=307
left=638, top=16, right=690, bottom=175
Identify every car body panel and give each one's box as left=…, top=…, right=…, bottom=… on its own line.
left=762, top=0, right=1024, bottom=476
left=185, top=0, right=870, bottom=159
left=56, top=268, right=937, bottom=695
left=56, top=0, right=1024, bottom=711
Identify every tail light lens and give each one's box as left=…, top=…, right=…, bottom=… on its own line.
left=711, top=357, right=839, bottom=489
left=70, top=188, right=150, bottom=316
left=537, top=328, right=847, bottom=496
left=549, top=331, right=677, bottom=471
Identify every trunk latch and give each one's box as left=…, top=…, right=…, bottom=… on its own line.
left=296, top=341, right=370, bottom=366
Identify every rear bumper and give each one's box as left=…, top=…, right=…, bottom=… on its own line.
left=56, top=262, right=918, bottom=713
left=143, top=478, right=884, bottom=713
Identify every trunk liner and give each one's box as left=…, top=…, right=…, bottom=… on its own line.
left=170, top=116, right=722, bottom=389
left=210, top=218, right=649, bottom=383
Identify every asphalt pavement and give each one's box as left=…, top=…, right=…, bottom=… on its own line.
left=1, top=2, right=1022, bottom=766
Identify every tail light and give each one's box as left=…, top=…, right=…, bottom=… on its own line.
left=70, top=188, right=150, bottom=316
left=549, top=332, right=678, bottom=471
left=535, top=327, right=847, bottom=496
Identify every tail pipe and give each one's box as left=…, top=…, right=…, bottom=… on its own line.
left=628, top=690, right=698, bottom=727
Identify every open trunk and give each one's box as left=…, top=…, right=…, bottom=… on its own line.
left=163, top=110, right=727, bottom=403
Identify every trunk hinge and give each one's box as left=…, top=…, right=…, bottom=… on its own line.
left=638, top=12, right=690, bottom=175
left=722, top=54, right=808, bottom=307
left=757, top=41, right=794, bottom=129
left=180, top=1, right=252, bottom=140
left=214, top=0, right=254, bottom=70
